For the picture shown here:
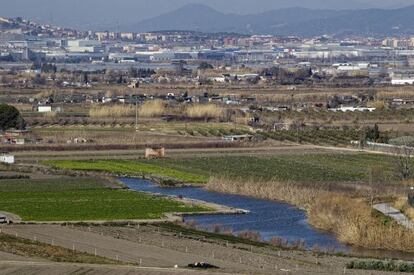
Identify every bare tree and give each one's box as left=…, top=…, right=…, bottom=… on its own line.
left=367, top=165, right=385, bottom=205
left=394, top=137, right=413, bottom=181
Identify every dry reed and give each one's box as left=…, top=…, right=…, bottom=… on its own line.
left=185, top=104, right=223, bottom=119
left=138, top=100, right=166, bottom=118
left=394, top=197, right=414, bottom=222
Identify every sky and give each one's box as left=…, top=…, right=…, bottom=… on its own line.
left=2, top=0, right=414, bottom=30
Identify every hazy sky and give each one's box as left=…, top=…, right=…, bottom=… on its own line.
left=2, top=0, right=414, bottom=30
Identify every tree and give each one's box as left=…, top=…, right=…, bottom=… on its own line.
left=0, top=104, right=26, bottom=131
left=198, top=62, right=214, bottom=70
left=32, top=74, right=46, bottom=85
left=394, top=137, right=413, bottom=181
left=41, top=63, right=57, bottom=73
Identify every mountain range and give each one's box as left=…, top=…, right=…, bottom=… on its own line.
left=125, top=3, right=414, bottom=37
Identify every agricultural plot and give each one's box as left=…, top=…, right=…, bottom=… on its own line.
left=0, top=178, right=208, bottom=221
left=47, top=153, right=407, bottom=184
left=46, top=160, right=208, bottom=184
left=262, top=129, right=361, bottom=146
left=138, top=122, right=252, bottom=137
left=147, top=153, right=405, bottom=183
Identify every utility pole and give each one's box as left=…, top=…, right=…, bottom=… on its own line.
left=135, top=81, right=140, bottom=132
left=135, top=97, right=138, bottom=131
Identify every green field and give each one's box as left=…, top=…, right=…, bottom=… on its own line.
left=0, top=178, right=209, bottom=221
left=46, top=160, right=208, bottom=184
left=148, top=154, right=402, bottom=183
left=47, top=153, right=407, bottom=184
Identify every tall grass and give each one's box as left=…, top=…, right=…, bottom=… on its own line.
left=89, top=105, right=135, bottom=118
left=138, top=100, right=166, bottom=118
left=309, top=195, right=414, bottom=251
left=377, top=90, right=414, bottom=100
left=185, top=104, right=223, bottom=119
left=394, top=197, right=414, bottom=222
left=43, top=111, right=57, bottom=118
left=367, top=100, right=388, bottom=110
left=206, top=177, right=327, bottom=209
left=206, top=177, right=414, bottom=252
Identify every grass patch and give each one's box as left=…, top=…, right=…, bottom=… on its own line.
left=0, top=233, right=118, bottom=264
left=0, top=178, right=209, bottom=221
left=0, top=178, right=105, bottom=192
left=45, top=160, right=208, bottom=184
left=158, top=222, right=268, bottom=247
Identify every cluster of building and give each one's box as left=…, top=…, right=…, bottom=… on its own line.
left=2, top=16, right=414, bottom=85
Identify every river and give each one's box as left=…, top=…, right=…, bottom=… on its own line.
left=120, top=177, right=345, bottom=250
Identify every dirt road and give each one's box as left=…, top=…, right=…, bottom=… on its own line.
left=14, top=145, right=359, bottom=162
left=0, top=260, right=232, bottom=275
left=0, top=224, right=253, bottom=273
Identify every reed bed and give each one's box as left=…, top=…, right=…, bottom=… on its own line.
left=185, top=104, right=223, bottom=119
left=394, top=197, right=414, bottom=222
left=138, top=100, right=166, bottom=117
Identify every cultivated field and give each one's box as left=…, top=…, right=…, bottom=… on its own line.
left=46, top=160, right=208, bottom=184
left=0, top=178, right=209, bottom=221
left=47, top=153, right=409, bottom=184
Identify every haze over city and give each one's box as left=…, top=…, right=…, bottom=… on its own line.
left=2, top=0, right=414, bottom=29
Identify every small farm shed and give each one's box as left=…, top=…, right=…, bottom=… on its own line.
left=222, top=134, right=253, bottom=142
left=145, top=147, right=165, bottom=159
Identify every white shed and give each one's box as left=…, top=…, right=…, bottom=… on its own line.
left=0, top=154, right=15, bottom=164
left=37, top=106, right=52, bottom=113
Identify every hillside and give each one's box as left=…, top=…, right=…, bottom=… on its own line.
left=126, top=3, right=414, bottom=37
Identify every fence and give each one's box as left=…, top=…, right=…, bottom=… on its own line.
left=353, top=141, right=414, bottom=155
left=0, top=224, right=317, bottom=273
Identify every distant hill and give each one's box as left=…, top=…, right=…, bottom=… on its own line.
left=125, top=3, right=414, bottom=37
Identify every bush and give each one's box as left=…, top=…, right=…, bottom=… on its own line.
left=346, top=260, right=414, bottom=273
left=237, top=231, right=262, bottom=242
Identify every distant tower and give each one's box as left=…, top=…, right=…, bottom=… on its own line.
left=22, top=48, right=31, bottom=61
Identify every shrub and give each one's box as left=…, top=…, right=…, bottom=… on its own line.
left=346, top=260, right=414, bottom=273
left=269, top=237, right=289, bottom=248
left=237, top=231, right=262, bottom=242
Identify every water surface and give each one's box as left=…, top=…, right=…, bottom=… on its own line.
left=120, top=177, right=345, bottom=250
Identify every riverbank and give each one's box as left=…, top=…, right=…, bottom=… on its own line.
left=205, top=177, right=414, bottom=253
